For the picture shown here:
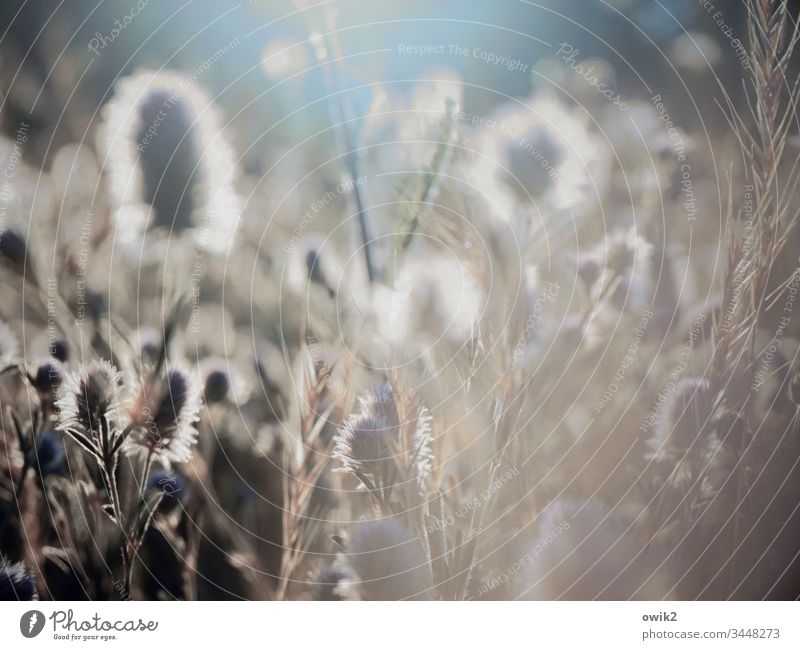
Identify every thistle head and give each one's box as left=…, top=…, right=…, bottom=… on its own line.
left=655, top=378, right=711, bottom=453
left=56, top=360, right=123, bottom=435
left=333, top=410, right=395, bottom=482
left=128, top=365, right=200, bottom=466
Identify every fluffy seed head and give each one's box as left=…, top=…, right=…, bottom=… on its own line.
left=128, top=366, right=200, bottom=465
left=98, top=69, right=240, bottom=252
left=56, top=360, right=123, bottom=434
left=346, top=518, right=431, bottom=600
left=334, top=411, right=394, bottom=479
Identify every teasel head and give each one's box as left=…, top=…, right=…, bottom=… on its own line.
left=0, top=320, right=19, bottom=370
left=0, top=557, right=38, bottom=600
left=98, top=69, right=240, bottom=252
left=127, top=365, right=200, bottom=466
left=345, top=517, right=431, bottom=600
left=647, top=378, right=714, bottom=492
left=55, top=360, right=124, bottom=455
left=333, top=409, right=396, bottom=493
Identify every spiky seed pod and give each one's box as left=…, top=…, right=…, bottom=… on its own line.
left=55, top=360, right=123, bottom=436
left=334, top=411, right=394, bottom=482
left=346, top=518, right=431, bottom=600
left=0, top=557, right=38, bottom=600
left=127, top=366, right=200, bottom=466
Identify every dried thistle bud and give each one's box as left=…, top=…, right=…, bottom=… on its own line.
left=56, top=360, right=123, bottom=435
left=128, top=366, right=200, bottom=466
left=334, top=411, right=394, bottom=482
left=346, top=518, right=431, bottom=600
left=0, top=557, right=38, bottom=600
left=33, top=360, right=63, bottom=395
